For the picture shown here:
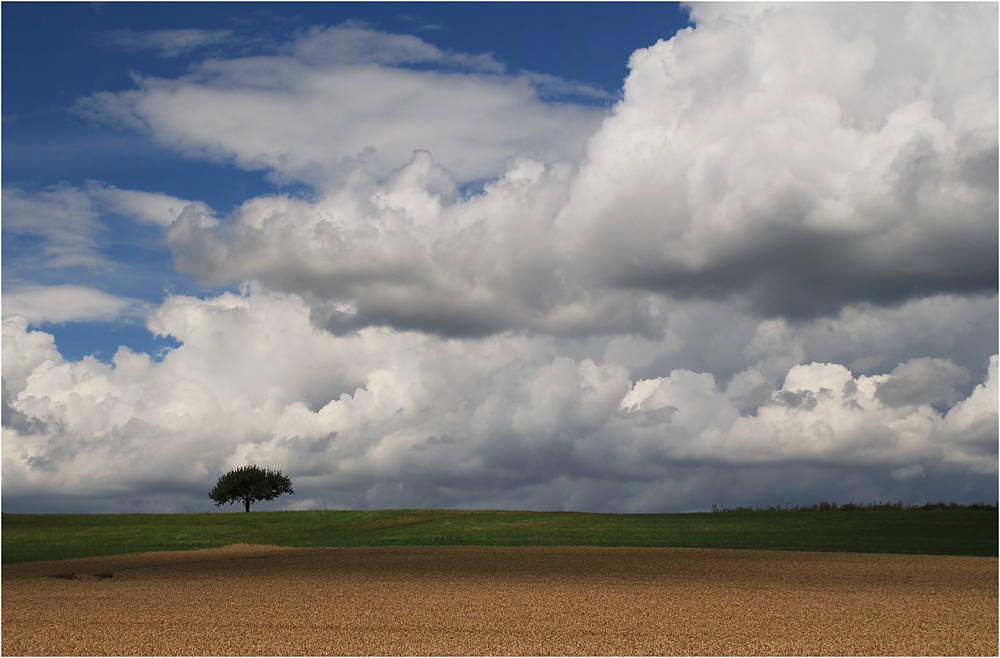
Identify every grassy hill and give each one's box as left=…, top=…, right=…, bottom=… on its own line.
left=3, top=507, right=996, bottom=564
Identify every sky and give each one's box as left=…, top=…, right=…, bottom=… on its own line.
left=2, top=2, right=997, bottom=514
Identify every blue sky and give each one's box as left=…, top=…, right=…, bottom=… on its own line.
left=2, top=2, right=997, bottom=514
left=3, top=1, right=691, bottom=361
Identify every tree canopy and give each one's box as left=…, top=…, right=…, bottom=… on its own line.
left=209, top=465, right=294, bottom=512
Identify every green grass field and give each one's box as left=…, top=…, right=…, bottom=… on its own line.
left=3, top=508, right=996, bottom=564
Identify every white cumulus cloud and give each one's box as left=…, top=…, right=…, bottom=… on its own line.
left=2, top=289, right=995, bottom=512
left=144, top=2, right=999, bottom=340
left=3, top=3, right=996, bottom=513
left=554, top=2, right=997, bottom=317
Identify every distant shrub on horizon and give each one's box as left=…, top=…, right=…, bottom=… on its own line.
left=710, top=501, right=998, bottom=513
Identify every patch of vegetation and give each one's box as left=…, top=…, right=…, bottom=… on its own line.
left=3, top=506, right=996, bottom=564
left=711, top=500, right=998, bottom=512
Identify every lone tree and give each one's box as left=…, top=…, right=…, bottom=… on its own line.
left=209, top=465, right=294, bottom=512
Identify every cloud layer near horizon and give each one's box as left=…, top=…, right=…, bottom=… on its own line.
left=3, top=4, right=997, bottom=512
left=3, top=291, right=997, bottom=512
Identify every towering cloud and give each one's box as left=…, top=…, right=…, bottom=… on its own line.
left=556, top=2, right=997, bottom=317
left=153, top=3, right=998, bottom=337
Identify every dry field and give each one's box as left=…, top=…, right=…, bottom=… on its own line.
left=2, top=544, right=996, bottom=656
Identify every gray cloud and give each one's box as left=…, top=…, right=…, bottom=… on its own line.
left=874, top=358, right=970, bottom=409
left=2, top=378, right=47, bottom=436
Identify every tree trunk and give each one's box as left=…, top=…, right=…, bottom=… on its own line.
left=244, top=498, right=250, bottom=512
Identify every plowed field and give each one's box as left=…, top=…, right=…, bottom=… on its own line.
left=2, top=545, right=996, bottom=656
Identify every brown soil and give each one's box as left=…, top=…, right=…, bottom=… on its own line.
left=2, top=545, right=996, bottom=656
